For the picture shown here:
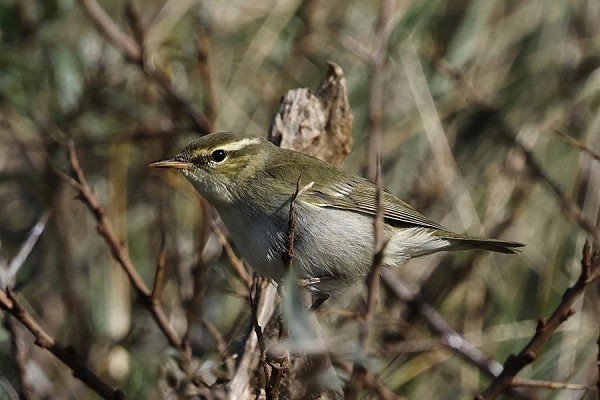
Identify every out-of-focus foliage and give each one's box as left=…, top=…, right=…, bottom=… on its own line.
left=1, top=0, right=599, bottom=398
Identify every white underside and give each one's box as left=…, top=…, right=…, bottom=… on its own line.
left=217, top=201, right=451, bottom=294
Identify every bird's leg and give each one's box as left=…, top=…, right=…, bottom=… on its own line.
left=298, top=275, right=339, bottom=309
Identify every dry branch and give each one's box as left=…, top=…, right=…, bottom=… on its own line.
left=0, top=289, right=124, bottom=400
left=476, top=241, right=600, bottom=399
left=54, top=141, right=189, bottom=355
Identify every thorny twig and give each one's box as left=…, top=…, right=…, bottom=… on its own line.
left=476, top=241, right=600, bottom=399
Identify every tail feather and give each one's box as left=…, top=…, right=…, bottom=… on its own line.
left=441, top=233, right=524, bottom=254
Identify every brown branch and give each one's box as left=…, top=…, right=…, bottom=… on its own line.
left=76, top=0, right=210, bottom=133
left=347, top=154, right=387, bottom=398
left=76, top=0, right=140, bottom=61
left=54, top=141, right=188, bottom=355
left=151, top=232, right=166, bottom=300
left=282, top=176, right=303, bottom=269
left=382, top=270, right=536, bottom=400
left=477, top=241, right=600, bottom=399
left=0, top=289, right=125, bottom=400
left=382, top=270, right=504, bottom=377
left=206, top=214, right=251, bottom=289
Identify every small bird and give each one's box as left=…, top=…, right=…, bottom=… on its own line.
left=150, top=132, right=523, bottom=301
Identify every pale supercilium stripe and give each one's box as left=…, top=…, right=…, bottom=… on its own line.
left=220, top=138, right=262, bottom=152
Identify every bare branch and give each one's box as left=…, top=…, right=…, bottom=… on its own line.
left=477, top=241, right=600, bottom=399
left=54, top=141, right=188, bottom=354
left=0, top=289, right=125, bottom=400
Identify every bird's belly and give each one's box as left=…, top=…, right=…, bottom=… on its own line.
left=217, top=202, right=449, bottom=293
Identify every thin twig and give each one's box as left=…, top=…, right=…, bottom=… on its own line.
left=477, top=241, right=600, bottom=399
left=266, top=176, right=310, bottom=400
left=348, top=153, right=387, bottom=398
left=282, top=176, right=303, bottom=269
left=554, top=130, right=600, bottom=162
left=200, top=317, right=235, bottom=378
left=434, top=56, right=600, bottom=248
left=366, top=0, right=391, bottom=182
left=206, top=215, right=251, bottom=289
left=382, top=270, right=504, bottom=377
left=76, top=0, right=210, bottom=133
left=382, top=271, right=536, bottom=400
left=151, top=232, right=166, bottom=301
left=332, top=354, right=406, bottom=400
left=249, top=275, right=271, bottom=385
left=54, top=141, right=188, bottom=354
left=0, top=289, right=125, bottom=400
left=196, top=26, right=217, bottom=131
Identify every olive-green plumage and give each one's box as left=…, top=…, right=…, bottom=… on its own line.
left=150, top=132, right=523, bottom=295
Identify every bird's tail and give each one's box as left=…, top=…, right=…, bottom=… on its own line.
left=439, top=232, right=524, bottom=254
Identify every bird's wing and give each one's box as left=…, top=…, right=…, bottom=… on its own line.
left=304, top=176, right=447, bottom=231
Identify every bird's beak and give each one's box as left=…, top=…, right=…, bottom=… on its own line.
left=148, top=157, right=193, bottom=170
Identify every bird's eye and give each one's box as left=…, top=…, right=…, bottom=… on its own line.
left=210, top=149, right=227, bottom=162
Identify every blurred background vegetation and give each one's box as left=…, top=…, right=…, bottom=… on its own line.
left=1, top=0, right=599, bottom=398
